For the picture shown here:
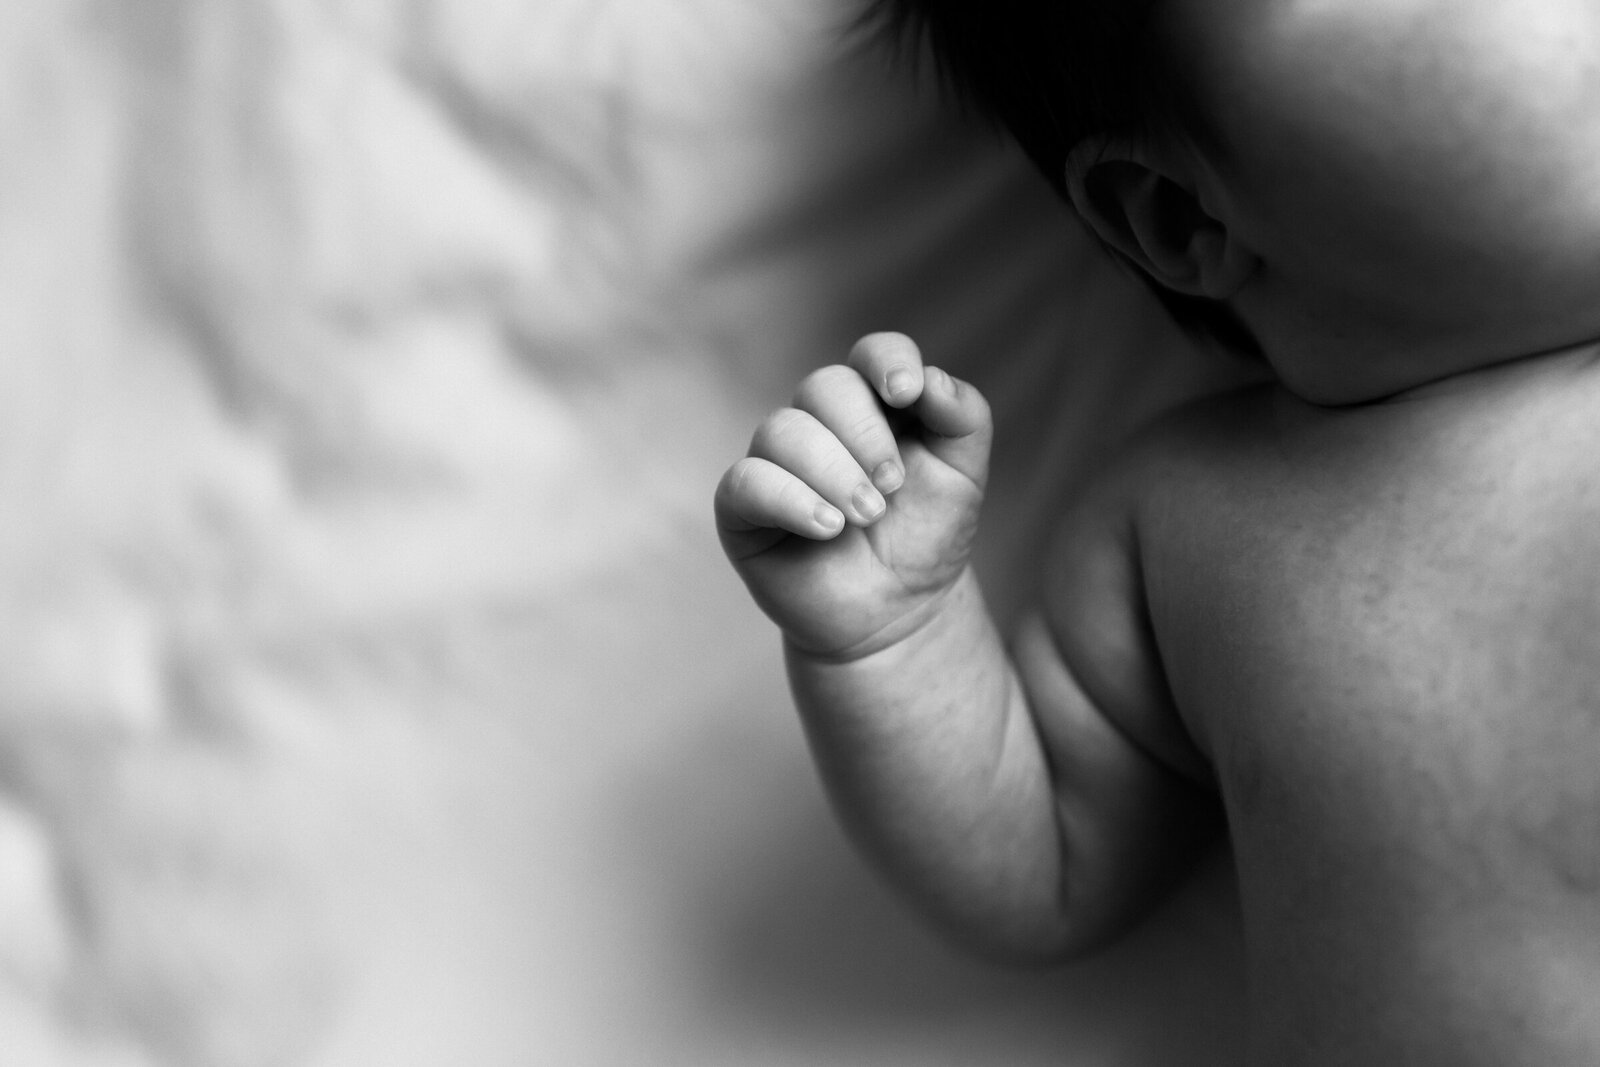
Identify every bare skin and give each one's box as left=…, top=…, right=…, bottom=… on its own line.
left=1117, top=346, right=1600, bottom=1064
left=715, top=332, right=1600, bottom=1066
left=717, top=1, right=1600, bottom=1060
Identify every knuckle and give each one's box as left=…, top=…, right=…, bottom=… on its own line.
left=750, top=407, right=809, bottom=453
left=728, top=456, right=759, bottom=491
left=851, top=331, right=919, bottom=371
left=717, top=458, right=757, bottom=504
left=846, top=412, right=892, bottom=451
left=775, top=476, right=812, bottom=512
left=819, top=452, right=865, bottom=486
left=793, top=364, right=856, bottom=407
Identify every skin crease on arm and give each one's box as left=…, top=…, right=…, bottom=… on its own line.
left=786, top=481, right=1222, bottom=961
left=717, top=334, right=1222, bottom=963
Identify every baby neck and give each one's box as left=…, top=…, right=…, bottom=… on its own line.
left=1232, top=271, right=1600, bottom=407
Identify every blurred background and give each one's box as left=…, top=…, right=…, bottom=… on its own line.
left=0, top=1, right=1253, bottom=1063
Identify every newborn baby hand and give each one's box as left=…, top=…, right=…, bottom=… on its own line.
left=715, top=333, right=991, bottom=660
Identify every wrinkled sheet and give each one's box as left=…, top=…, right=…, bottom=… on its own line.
left=0, top=2, right=1252, bottom=1064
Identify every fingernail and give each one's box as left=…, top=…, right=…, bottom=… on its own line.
left=814, top=504, right=844, bottom=533
left=872, top=460, right=903, bottom=494
left=852, top=484, right=885, bottom=521
left=885, top=367, right=916, bottom=402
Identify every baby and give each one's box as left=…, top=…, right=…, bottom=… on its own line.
left=714, top=1, right=1600, bottom=1063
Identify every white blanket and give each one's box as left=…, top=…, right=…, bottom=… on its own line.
left=0, top=2, right=1250, bottom=1063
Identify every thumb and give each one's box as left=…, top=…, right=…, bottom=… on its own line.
left=911, top=366, right=992, bottom=489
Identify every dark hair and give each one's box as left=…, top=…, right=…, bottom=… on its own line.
left=860, top=0, right=1261, bottom=356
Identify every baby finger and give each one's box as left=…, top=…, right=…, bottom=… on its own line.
left=749, top=408, right=888, bottom=526
left=847, top=331, right=926, bottom=409
left=912, top=366, right=993, bottom=489
left=715, top=457, right=845, bottom=547
left=793, top=364, right=905, bottom=495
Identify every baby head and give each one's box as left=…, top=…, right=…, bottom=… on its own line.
left=872, top=0, right=1600, bottom=403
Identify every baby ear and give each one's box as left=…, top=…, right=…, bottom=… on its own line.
left=1064, top=136, right=1256, bottom=300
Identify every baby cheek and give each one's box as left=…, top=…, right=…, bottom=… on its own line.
left=1195, top=0, right=1600, bottom=305
left=1283, top=3, right=1600, bottom=227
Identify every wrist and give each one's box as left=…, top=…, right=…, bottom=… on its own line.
left=782, top=566, right=986, bottom=668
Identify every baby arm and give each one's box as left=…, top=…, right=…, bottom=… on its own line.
left=715, top=333, right=1219, bottom=961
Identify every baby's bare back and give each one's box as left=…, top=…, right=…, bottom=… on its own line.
left=1135, top=354, right=1600, bottom=1064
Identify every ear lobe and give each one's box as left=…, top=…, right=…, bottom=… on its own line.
left=1065, top=138, right=1257, bottom=300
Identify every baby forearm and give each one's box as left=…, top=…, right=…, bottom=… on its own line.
left=784, top=568, right=1071, bottom=957
left=713, top=337, right=1063, bottom=953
